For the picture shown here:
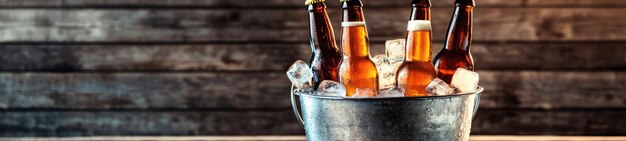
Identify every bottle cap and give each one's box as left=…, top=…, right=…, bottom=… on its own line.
left=305, top=0, right=325, bottom=5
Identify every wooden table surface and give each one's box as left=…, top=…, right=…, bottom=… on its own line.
left=1, top=136, right=626, bottom=141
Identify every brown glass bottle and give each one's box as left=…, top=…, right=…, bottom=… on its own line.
left=433, top=0, right=475, bottom=84
left=397, top=21, right=437, bottom=96
left=306, top=0, right=342, bottom=88
left=339, top=0, right=379, bottom=96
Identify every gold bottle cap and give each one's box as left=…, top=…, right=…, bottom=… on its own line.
left=305, top=0, right=325, bottom=5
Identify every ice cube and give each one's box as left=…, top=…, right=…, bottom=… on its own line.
left=450, top=68, right=480, bottom=94
left=372, top=54, right=396, bottom=89
left=385, top=39, right=406, bottom=62
left=426, top=78, right=455, bottom=96
left=378, top=68, right=397, bottom=89
left=352, top=88, right=377, bottom=98
left=317, top=80, right=347, bottom=97
left=378, top=88, right=404, bottom=97
left=286, top=60, right=314, bottom=89
left=372, top=54, right=387, bottom=65
left=387, top=60, right=404, bottom=88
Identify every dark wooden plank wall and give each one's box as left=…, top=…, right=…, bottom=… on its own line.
left=0, top=0, right=625, bottom=136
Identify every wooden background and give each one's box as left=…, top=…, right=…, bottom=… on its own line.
left=0, top=0, right=625, bottom=137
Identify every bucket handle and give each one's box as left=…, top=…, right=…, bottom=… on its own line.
left=291, top=85, right=305, bottom=125
left=291, top=86, right=483, bottom=125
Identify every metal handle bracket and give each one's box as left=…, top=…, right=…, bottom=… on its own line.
left=291, top=85, right=305, bottom=125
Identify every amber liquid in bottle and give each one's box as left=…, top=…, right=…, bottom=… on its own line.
left=433, top=0, right=475, bottom=84
left=307, top=1, right=342, bottom=88
left=396, top=21, right=437, bottom=96
left=339, top=0, right=379, bottom=96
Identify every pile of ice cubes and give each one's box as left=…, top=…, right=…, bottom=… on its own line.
left=286, top=39, right=480, bottom=98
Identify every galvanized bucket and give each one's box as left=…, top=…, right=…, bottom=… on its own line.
left=291, top=86, right=483, bottom=141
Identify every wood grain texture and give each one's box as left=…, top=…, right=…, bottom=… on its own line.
left=2, top=42, right=624, bottom=71
left=0, top=110, right=624, bottom=136
left=470, top=42, right=626, bottom=70
left=479, top=71, right=626, bottom=109
left=0, top=110, right=303, bottom=137
left=471, top=136, right=626, bottom=141
left=0, top=136, right=308, bottom=141
left=0, top=71, right=624, bottom=109
left=1, top=8, right=625, bottom=42
left=0, top=0, right=625, bottom=8
left=3, top=136, right=626, bottom=141
left=473, top=110, right=626, bottom=135
left=523, top=0, right=626, bottom=7
left=0, top=44, right=309, bottom=71
left=0, top=73, right=292, bottom=109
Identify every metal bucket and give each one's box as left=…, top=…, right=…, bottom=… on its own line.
left=291, top=87, right=483, bottom=141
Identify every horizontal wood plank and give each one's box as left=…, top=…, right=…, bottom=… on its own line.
left=473, top=110, right=626, bottom=135
left=0, top=110, right=303, bottom=136
left=0, top=73, right=292, bottom=109
left=0, top=44, right=309, bottom=71
left=471, top=136, right=626, bottom=141
left=2, top=42, right=624, bottom=71
left=3, top=136, right=626, bottom=141
left=0, top=71, right=624, bottom=109
left=0, top=8, right=625, bottom=42
left=522, top=1, right=626, bottom=7
left=0, top=136, right=308, bottom=141
left=0, top=0, right=625, bottom=8
left=479, top=71, right=626, bottom=109
left=469, top=42, right=626, bottom=70
left=0, top=110, right=624, bottom=136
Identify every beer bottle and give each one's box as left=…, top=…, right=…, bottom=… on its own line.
left=306, top=0, right=343, bottom=88
left=339, top=0, right=379, bottom=96
left=433, top=0, right=475, bottom=84
left=409, top=0, right=431, bottom=20
left=396, top=20, right=437, bottom=96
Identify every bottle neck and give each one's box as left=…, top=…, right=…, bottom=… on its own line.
left=307, top=3, right=338, bottom=52
left=307, top=2, right=326, bottom=12
left=341, top=1, right=370, bottom=58
left=444, top=5, right=473, bottom=51
left=409, top=0, right=431, bottom=21
left=406, top=30, right=432, bottom=62
left=342, top=1, right=365, bottom=22
left=409, top=7, right=430, bottom=21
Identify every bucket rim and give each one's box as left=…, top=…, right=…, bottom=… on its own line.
left=293, top=86, right=484, bottom=100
